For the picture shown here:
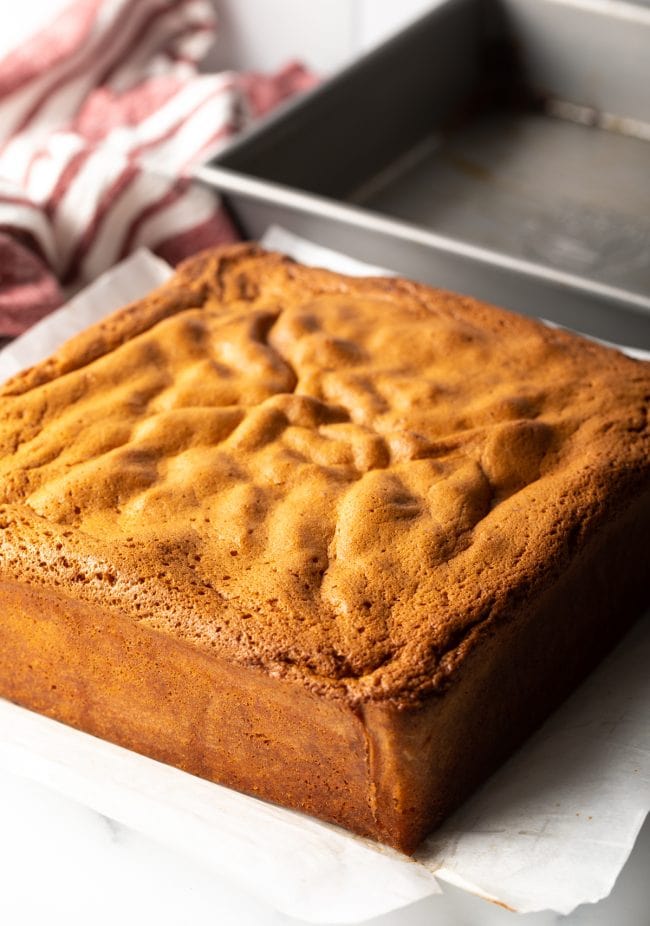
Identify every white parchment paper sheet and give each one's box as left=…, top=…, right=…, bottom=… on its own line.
left=0, top=236, right=648, bottom=921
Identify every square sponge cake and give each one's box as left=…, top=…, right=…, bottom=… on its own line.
left=0, top=244, right=648, bottom=853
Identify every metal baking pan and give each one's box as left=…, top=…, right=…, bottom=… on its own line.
left=194, top=164, right=650, bottom=349
left=204, top=0, right=650, bottom=347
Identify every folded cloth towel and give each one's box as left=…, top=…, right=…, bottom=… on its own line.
left=0, top=0, right=316, bottom=337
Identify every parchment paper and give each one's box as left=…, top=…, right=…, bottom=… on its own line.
left=0, top=236, right=648, bottom=922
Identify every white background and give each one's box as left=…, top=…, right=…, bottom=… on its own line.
left=205, top=0, right=436, bottom=73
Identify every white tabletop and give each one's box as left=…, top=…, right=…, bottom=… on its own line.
left=1, top=763, right=648, bottom=926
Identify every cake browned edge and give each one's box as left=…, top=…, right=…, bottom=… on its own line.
left=0, top=244, right=649, bottom=853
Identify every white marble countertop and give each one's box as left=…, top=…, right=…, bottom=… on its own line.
left=1, top=763, right=648, bottom=926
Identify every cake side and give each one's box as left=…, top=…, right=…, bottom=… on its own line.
left=362, top=481, right=650, bottom=852
left=0, top=244, right=648, bottom=707
left=0, top=573, right=380, bottom=842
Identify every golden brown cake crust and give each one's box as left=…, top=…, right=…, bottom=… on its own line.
left=1, top=244, right=649, bottom=709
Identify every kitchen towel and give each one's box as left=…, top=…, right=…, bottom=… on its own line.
left=0, top=0, right=315, bottom=336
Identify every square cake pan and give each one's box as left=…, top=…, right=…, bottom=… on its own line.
left=202, top=0, right=650, bottom=348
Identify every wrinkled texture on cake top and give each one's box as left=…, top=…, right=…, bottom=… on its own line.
left=0, top=245, right=648, bottom=702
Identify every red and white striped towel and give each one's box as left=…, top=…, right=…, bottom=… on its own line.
left=0, top=0, right=316, bottom=336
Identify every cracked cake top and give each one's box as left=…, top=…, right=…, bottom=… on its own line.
left=0, top=244, right=648, bottom=705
